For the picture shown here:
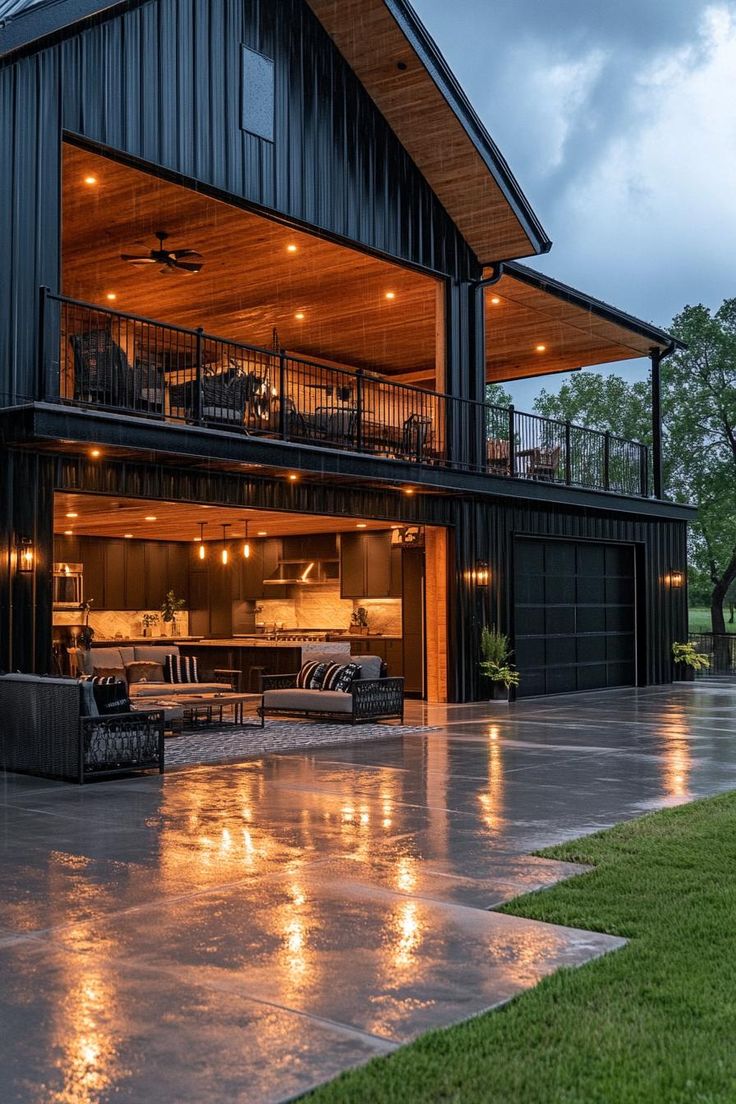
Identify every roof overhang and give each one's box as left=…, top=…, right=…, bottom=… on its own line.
left=306, top=0, right=551, bottom=262
left=485, top=262, right=684, bottom=382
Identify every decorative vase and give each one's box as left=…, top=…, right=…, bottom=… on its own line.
left=171, top=616, right=180, bottom=637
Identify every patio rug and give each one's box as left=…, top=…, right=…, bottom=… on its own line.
left=164, top=720, right=436, bottom=768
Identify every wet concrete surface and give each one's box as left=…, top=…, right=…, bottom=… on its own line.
left=1, top=682, right=734, bottom=1102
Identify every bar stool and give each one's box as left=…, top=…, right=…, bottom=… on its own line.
left=248, top=665, right=268, bottom=693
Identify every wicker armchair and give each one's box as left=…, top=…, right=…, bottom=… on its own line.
left=0, top=675, right=164, bottom=784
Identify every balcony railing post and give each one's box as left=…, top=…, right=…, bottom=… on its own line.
left=37, top=285, right=49, bottom=401
left=603, top=431, right=611, bottom=491
left=641, top=444, right=649, bottom=498
left=278, top=349, right=288, bottom=440
left=508, top=404, right=515, bottom=477
left=194, top=326, right=204, bottom=424
left=356, top=369, right=364, bottom=453
left=564, top=420, right=572, bottom=484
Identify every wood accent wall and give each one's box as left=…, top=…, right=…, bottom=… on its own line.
left=424, top=525, right=449, bottom=702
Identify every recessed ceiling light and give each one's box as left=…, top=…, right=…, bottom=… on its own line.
left=286, top=244, right=298, bottom=253
left=65, top=512, right=78, bottom=518
left=83, top=175, right=98, bottom=186
left=257, top=530, right=268, bottom=536
left=89, top=449, right=101, bottom=458
left=63, top=530, right=73, bottom=536
left=145, top=515, right=157, bottom=521
left=535, top=343, right=547, bottom=353
left=105, top=292, right=117, bottom=301
left=288, top=474, right=298, bottom=482
left=124, top=533, right=133, bottom=539
left=403, top=487, right=415, bottom=495
left=193, top=537, right=202, bottom=542
left=385, top=291, right=396, bottom=300
left=356, top=523, right=367, bottom=529
left=490, top=296, right=501, bottom=305
left=294, top=311, right=305, bottom=320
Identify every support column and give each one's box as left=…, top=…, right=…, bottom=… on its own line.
left=650, top=347, right=663, bottom=500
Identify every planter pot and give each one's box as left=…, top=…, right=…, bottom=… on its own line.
left=491, top=681, right=509, bottom=701
left=674, top=664, right=695, bottom=682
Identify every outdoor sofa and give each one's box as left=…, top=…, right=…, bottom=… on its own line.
left=0, top=673, right=164, bottom=784
left=260, top=653, right=404, bottom=724
left=79, top=644, right=232, bottom=700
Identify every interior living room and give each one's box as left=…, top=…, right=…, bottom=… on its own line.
left=51, top=493, right=449, bottom=701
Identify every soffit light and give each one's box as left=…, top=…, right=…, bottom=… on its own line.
left=535, top=343, right=547, bottom=353
left=286, top=244, right=298, bottom=253
left=65, top=512, right=78, bottom=518
left=490, top=296, right=501, bottom=305
left=294, top=311, right=305, bottom=321
left=89, top=449, right=101, bottom=458
left=106, top=292, right=117, bottom=301
left=83, top=175, right=98, bottom=186
left=145, top=515, right=157, bottom=522
left=257, top=530, right=268, bottom=537
left=124, top=533, right=133, bottom=539
left=385, top=291, right=396, bottom=300
left=356, top=523, right=367, bottom=529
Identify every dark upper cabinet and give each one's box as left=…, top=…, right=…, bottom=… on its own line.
left=82, top=540, right=106, bottom=611
left=282, top=534, right=337, bottom=561
left=239, top=542, right=265, bottom=600
left=166, top=542, right=189, bottom=601
left=104, top=541, right=126, bottom=609
left=340, top=532, right=393, bottom=598
left=144, top=543, right=168, bottom=609
left=124, top=542, right=146, bottom=609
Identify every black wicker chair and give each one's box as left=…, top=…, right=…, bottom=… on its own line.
left=0, top=675, right=164, bottom=784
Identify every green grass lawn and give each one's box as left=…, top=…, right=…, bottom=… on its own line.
left=304, top=793, right=736, bottom=1104
left=689, top=607, right=736, bottom=633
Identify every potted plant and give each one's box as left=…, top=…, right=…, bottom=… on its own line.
left=142, top=612, right=159, bottom=638
left=480, top=625, right=520, bottom=700
left=672, top=640, right=710, bottom=681
left=160, top=590, right=186, bottom=636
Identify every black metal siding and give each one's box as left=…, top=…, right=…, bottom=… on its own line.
left=0, top=0, right=480, bottom=404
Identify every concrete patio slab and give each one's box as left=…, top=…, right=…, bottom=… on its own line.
left=0, top=682, right=734, bottom=1101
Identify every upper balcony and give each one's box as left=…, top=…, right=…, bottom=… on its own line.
left=35, top=291, right=651, bottom=499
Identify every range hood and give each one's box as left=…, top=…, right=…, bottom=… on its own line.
left=264, top=559, right=339, bottom=586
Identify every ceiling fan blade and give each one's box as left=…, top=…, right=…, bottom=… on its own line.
left=121, top=254, right=156, bottom=264
left=172, top=260, right=203, bottom=273
left=171, top=249, right=202, bottom=259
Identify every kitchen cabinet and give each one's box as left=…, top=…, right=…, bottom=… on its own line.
left=144, top=543, right=169, bottom=609
left=124, top=542, right=146, bottom=608
left=82, top=540, right=106, bottom=611
left=104, top=541, right=126, bottom=609
left=340, top=532, right=394, bottom=598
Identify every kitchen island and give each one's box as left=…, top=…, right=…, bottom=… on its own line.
left=178, top=638, right=351, bottom=692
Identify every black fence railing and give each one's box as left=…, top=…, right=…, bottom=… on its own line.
left=689, top=633, right=736, bottom=677
left=38, top=290, right=649, bottom=496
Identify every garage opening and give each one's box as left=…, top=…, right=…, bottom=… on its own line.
left=513, top=537, right=637, bottom=697
left=51, top=493, right=449, bottom=701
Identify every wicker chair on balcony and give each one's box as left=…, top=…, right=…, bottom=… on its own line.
left=527, top=446, right=562, bottom=481
left=401, top=413, right=433, bottom=461
left=70, top=328, right=133, bottom=408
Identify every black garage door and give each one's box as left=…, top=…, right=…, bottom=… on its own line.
left=513, top=538, right=636, bottom=697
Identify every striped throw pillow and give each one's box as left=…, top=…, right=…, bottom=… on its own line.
left=321, top=661, right=360, bottom=693
left=164, top=654, right=199, bottom=684
left=295, top=661, right=327, bottom=689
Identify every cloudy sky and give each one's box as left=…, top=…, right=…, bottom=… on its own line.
left=413, top=0, right=736, bottom=405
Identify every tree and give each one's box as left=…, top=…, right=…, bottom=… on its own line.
left=665, top=301, right=736, bottom=635
left=485, top=382, right=512, bottom=407
left=532, top=299, right=736, bottom=635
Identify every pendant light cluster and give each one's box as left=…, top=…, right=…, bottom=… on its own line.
left=195, top=519, right=255, bottom=565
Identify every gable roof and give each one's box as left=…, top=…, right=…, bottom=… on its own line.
left=0, top=0, right=551, bottom=264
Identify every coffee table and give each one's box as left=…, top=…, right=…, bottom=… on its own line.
left=180, top=691, right=264, bottom=729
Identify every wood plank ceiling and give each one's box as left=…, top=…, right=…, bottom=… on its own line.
left=54, top=493, right=396, bottom=541
left=485, top=273, right=661, bottom=383
left=306, top=0, right=541, bottom=261
left=62, top=144, right=440, bottom=379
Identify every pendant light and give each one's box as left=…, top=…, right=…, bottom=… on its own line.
left=197, top=521, right=206, bottom=561
left=243, top=520, right=251, bottom=559
left=221, top=523, right=230, bottom=566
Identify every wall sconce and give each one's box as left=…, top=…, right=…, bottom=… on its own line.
left=474, top=560, right=490, bottom=586
left=668, top=568, right=685, bottom=589
left=16, top=537, right=34, bottom=573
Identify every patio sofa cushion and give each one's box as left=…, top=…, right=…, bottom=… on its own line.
left=125, top=660, right=166, bottom=684
left=299, top=653, right=384, bottom=680
left=262, top=688, right=353, bottom=714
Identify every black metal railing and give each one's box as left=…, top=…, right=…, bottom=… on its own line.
left=38, top=290, right=649, bottom=496
left=689, top=633, right=736, bottom=677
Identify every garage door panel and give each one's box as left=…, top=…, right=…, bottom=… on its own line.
left=545, top=574, right=576, bottom=604
left=514, top=538, right=636, bottom=698
left=545, top=606, right=576, bottom=635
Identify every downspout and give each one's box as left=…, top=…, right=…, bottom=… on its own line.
left=650, top=340, right=677, bottom=500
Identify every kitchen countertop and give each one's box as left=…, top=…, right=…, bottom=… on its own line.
left=79, top=636, right=203, bottom=645
left=183, top=639, right=351, bottom=649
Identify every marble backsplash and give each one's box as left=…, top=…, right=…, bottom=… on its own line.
left=53, top=609, right=190, bottom=639
left=258, top=593, right=402, bottom=635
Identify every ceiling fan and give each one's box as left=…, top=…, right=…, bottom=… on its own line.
left=120, top=230, right=204, bottom=274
